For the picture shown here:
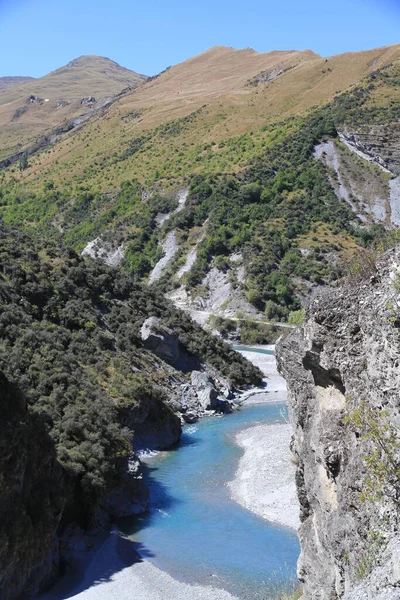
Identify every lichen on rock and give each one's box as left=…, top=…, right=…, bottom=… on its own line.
left=276, top=248, right=400, bottom=599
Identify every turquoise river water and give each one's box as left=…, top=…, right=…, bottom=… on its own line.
left=121, top=400, right=300, bottom=599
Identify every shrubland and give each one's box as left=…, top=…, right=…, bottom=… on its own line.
left=0, top=224, right=261, bottom=517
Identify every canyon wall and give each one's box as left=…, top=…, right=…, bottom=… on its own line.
left=277, top=250, right=400, bottom=599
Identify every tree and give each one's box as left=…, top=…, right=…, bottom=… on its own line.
left=19, top=152, right=29, bottom=172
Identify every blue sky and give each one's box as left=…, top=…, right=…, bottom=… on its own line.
left=0, top=0, right=399, bottom=77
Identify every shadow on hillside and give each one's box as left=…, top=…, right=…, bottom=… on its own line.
left=38, top=454, right=185, bottom=599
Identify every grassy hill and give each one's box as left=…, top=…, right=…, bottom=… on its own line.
left=7, top=43, right=400, bottom=191
left=0, top=76, right=36, bottom=89
left=0, top=55, right=147, bottom=161
left=1, top=44, right=400, bottom=324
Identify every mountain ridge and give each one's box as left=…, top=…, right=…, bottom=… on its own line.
left=0, top=55, right=147, bottom=161
left=0, top=76, right=36, bottom=89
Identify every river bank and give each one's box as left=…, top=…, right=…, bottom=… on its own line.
left=228, top=423, right=299, bottom=530
left=39, top=345, right=299, bottom=600
left=229, top=345, right=300, bottom=531
left=42, top=529, right=238, bottom=600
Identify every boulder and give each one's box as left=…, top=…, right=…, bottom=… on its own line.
left=182, top=411, right=199, bottom=424
left=98, top=455, right=149, bottom=519
left=120, top=393, right=181, bottom=451
left=216, top=399, right=233, bottom=414
left=140, top=317, right=180, bottom=365
left=190, top=371, right=219, bottom=410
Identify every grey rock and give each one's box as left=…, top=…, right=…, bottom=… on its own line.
left=222, top=387, right=234, bottom=400
left=190, top=371, right=219, bottom=410
left=98, top=455, right=149, bottom=519
left=276, top=248, right=400, bottom=600
left=81, top=96, right=96, bottom=105
left=215, top=399, right=233, bottom=414
left=141, top=316, right=180, bottom=365
left=182, top=411, right=199, bottom=424
left=120, top=393, right=181, bottom=451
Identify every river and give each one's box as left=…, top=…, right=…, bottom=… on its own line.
left=124, top=401, right=299, bottom=599
left=39, top=346, right=300, bottom=600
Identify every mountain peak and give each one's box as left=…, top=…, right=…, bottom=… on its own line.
left=65, top=55, right=122, bottom=68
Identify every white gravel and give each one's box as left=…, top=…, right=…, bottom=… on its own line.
left=174, top=189, right=188, bottom=213
left=177, top=246, right=198, bottom=279
left=229, top=346, right=300, bottom=531
left=228, top=423, right=300, bottom=531
left=389, top=176, right=400, bottom=227
left=40, top=530, right=238, bottom=600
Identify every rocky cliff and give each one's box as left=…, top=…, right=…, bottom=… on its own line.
left=277, top=250, right=400, bottom=599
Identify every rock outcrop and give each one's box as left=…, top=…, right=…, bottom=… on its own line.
left=121, top=392, right=182, bottom=451
left=190, top=370, right=219, bottom=410
left=340, top=126, right=400, bottom=176
left=277, top=249, right=400, bottom=600
left=140, top=316, right=180, bottom=365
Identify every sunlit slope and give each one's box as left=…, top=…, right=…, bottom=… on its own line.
left=0, top=76, right=36, bottom=89
left=0, top=55, right=147, bottom=160
left=13, top=43, right=400, bottom=192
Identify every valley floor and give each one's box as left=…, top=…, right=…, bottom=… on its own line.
left=41, top=345, right=298, bottom=600
left=228, top=347, right=300, bottom=531
left=54, top=530, right=238, bottom=600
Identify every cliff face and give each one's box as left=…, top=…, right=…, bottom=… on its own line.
left=276, top=250, right=400, bottom=600
left=0, top=373, right=66, bottom=600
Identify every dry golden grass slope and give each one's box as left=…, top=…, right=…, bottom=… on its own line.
left=9, top=43, right=400, bottom=191
left=0, top=76, right=36, bottom=90
left=0, top=55, right=147, bottom=159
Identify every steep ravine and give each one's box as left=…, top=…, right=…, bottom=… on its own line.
left=276, top=251, right=400, bottom=599
left=0, top=224, right=263, bottom=600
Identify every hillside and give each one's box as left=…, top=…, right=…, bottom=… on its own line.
left=8, top=43, right=400, bottom=190
left=0, top=76, right=36, bottom=89
left=0, top=55, right=147, bottom=161
left=1, top=46, right=400, bottom=333
left=0, top=223, right=261, bottom=599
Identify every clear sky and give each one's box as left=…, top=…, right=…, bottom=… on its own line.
left=0, top=0, right=399, bottom=77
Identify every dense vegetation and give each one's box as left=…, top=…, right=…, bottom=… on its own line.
left=0, top=63, right=399, bottom=323
left=0, top=224, right=261, bottom=515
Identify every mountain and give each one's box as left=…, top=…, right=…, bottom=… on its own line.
left=9, top=43, right=400, bottom=188
left=2, top=44, right=400, bottom=338
left=2, top=42, right=400, bottom=599
left=0, top=76, right=36, bottom=89
left=0, top=55, right=147, bottom=161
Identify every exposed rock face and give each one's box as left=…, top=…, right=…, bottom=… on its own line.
left=339, top=127, right=400, bottom=226
left=97, top=456, right=150, bottom=520
left=81, top=236, right=125, bottom=267
left=121, top=392, right=182, bottom=451
left=314, top=139, right=389, bottom=225
left=340, top=126, right=400, bottom=176
left=276, top=250, right=400, bottom=600
left=140, top=316, right=180, bottom=365
left=190, top=370, right=219, bottom=410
